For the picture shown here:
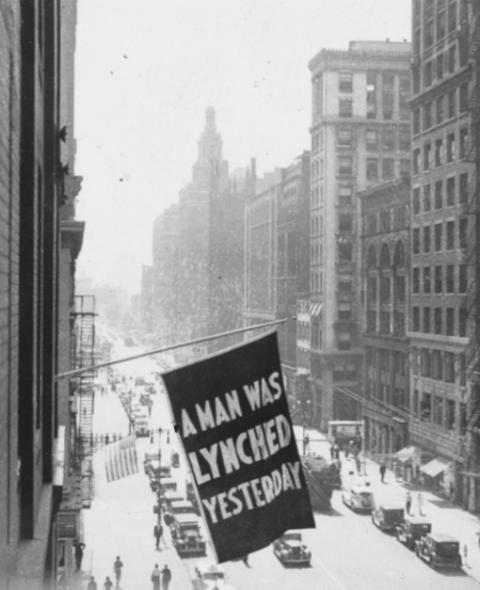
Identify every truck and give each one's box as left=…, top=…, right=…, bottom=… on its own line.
left=301, top=455, right=341, bottom=511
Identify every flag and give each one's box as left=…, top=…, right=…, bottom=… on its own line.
left=104, top=435, right=139, bottom=482
left=162, top=332, right=315, bottom=563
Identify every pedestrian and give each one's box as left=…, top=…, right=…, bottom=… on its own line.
left=113, top=556, right=123, bottom=586
left=161, top=564, right=172, bottom=590
left=151, top=564, right=161, bottom=590
left=87, top=576, right=98, bottom=590
left=103, top=577, right=113, bottom=590
left=405, top=490, right=412, bottom=515
left=333, top=442, right=340, bottom=460
left=329, top=444, right=335, bottom=460
left=417, top=492, right=424, bottom=516
left=154, top=523, right=163, bottom=550
left=73, top=539, right=85, bottom=571
left=105, top=433, right=110, bottom=445
left=379, top=463, right=386, bottom=483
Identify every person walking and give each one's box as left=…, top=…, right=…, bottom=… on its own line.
left=87, top=576, right=98, bottom=590
left=405, top=490, right=412, bottom=515
left=103, top=577, right=113, bottom=590
left=113, top=556, right=123, bottom=586
left=417, top=492, right=424, bottom=516
left=161, top=564, right=172, bottom=590
left=154, top=523, right=163, bottom=550
left=379, top=463, right=386, bottom=483
left=151, top=564, right=161, bottom=590
left=73, top=539, right=85, bottom=571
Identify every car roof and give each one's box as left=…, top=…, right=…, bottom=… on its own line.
left=350, top=484, right=373, bottom=492
left=406, top=516, right=431, bottom=525
left=379, top=504, right=404, bottom=510
left=196, top=562, right=225, bottom=575
left=429, top=532, right=459, bottom=543
left=175, top=512, right=200, bottom=524
left=171, top=500, right=194, bottom=508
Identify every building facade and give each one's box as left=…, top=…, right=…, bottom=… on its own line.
left=360, top=178, right=410, bottom=461
left=409, top=0, right=473, bottom=506
left=307, top=40, right=411, bottom=431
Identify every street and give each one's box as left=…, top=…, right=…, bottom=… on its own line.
left=81, top=345, right=480, bottom=590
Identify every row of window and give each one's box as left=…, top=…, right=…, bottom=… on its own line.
left=364, top=206, right=407, bottom=235
left=334, top=126, right=410, bottom=152
left=413, top=0, right=464, bottom=53
left=413, top=83, right=468, bottom=134
left=338, top=155, right=409, bottom=180
left=412, top=172, right=468, bottom=213
left=411, top=345, right=465, bottom=385
left=412, top=218, right=468, bottom=254
left=413, top=390, right=465, bottom=433
left=411, top=305, right=468, bottom=337
left=365, top=347, right=406, bottom=374
left=366, top=310, right=406, bottom=337
left=412, top=263, right=467, bottom=294
left=413, top=127, right=469, bottom=174
left=367, top=275, right=406, bottom=304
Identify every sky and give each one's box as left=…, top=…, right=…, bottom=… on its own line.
left=75, top=0, right=411, bottom=294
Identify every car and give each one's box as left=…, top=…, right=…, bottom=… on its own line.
left=171, top=450, right=180, bottom=468
left=415, top=533, right=462, bottom=569
left=145, top=458, right=171, bottom=479
left=192, top=562, right=235, bottom=590
left=162, top=490, right=184, bottom=507
left=170, top=499, right=196, bottom=514
left=371, top=504, right=404, bottom=533
left=170, top=514, right=207, bottom=558
left=341, top=483, right=374, bottom=512
left=273, top=531, right=311, bottom=567
left=395, top=516, right=432, bottom=550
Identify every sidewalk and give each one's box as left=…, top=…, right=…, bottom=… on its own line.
left=342, top=451, right=480, bottom=583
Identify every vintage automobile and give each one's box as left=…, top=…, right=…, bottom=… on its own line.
left=170, top=499, right=196, bottom=515
left=150, top=474, right=178, bottom=494
left=162, top=490, right=184, bottom=507
left=192, top=562, right=235, bottom=590
left=415, top=533, right=462, bottom=569
left=395, top=516, right=432, bottom=550
left=371, top=504, right=405, bottom=533
left=144, top=453, right=171, bottom=477
left=273, top=531, right=311, bottom=567
left=341, top=483, right=374, bottom=512
left=171, top=450, right=180, bottom=468
left=171, top=513, right=206, bottom=558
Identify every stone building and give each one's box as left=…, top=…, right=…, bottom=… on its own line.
left=305, top=39, right=411, bottom=430
left=0, top=2, right=85, bottom=588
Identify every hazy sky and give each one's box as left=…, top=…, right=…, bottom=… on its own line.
left=75, top=0, right=411, bottom=294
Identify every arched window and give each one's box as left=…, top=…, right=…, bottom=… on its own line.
left=379, top=243, right=391, bottom=268
left=367, top=244, right=377, bottom=268
left=393, top=240, right=405, bottom=268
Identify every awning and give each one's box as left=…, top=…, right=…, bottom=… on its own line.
left=394, top=445, right=419, bottom=463
left=308, top=303, right=323, bottom=317
left=420, top=458, right=451, bottom=478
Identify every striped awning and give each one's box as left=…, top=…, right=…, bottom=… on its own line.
left=308, top=303, right=323, bottom=317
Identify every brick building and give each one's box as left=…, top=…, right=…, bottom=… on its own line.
left=306, top=40, right=411, bottom=430
left=0, top=3, right=84, bottom=588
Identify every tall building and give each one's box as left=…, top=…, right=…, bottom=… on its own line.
left=409, top=0, right=474, bottom=507
left=306, top=40, right=411, bottom=430
left=0, top=2, right=85, bottom=588
left=360, top=178, right=410, bottom=461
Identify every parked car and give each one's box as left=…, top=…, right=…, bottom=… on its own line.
left=341, top=483, right=374, bottom=512
left=395, top=516, right=432, bottom=550
left=171, top=450, right=180, bottom=468
left=273, top=531, right=311, bottom=567
left=170, top=500, right=195, bottom=515
left=171, top=514, right=206, bottom=558
left=371, top=504, right=404, bottom=533
left=415, top=533, right=462, bottom=570
left=192, top=562, right=235, bottom=590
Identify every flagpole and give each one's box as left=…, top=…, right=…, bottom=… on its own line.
left=56, top=316, right=294, bottom=380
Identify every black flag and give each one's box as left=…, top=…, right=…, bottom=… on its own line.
left=162, top=332, right=315, bottom=562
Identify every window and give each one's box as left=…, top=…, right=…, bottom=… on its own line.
left=413, top=149, right=420, bottom=175
left=424, top=60, right=433, bottom=87
left=434, top=223, right=443, bottom=251
left=338, top=128, right=353, bottom=147
left=413, top=66, right=420, bottom=94
left=421, top=391, right=431, bottom=420
left=423, top=266, right=431, bottom=293
left=413, top=109, right=420, bottom=135
left=423, top=306, right=431, bottom=333
left=436, top=95, right=444, bottom=124
left=338, top=213, right=352, bottom=232
left=366, top=71, right=377, bottom=119
left=446, top=176, right=455, bottom=206
left=432, top=350, right=443, bottom=380
left=446, top=399, right=455, bottom=430
left=448, top=0, right=458, bottom=32
left=437, top=8, right=446, bottom=39
left=424, top=143, right=431, bottom=170
left=421, top=350, right=432, bottom=379
left=424, top=102, right=433, bottom=129
left=425, top=19, right=434, bottom=49
left=338, top=156, right=353, bottom=175
left=399, top=75, right=410, bottom=120
left=413, top=188, right=420, bottom=214
left=423, top=184, right=431, bottom=211
left=434, top=307, right=443, bottom=334
left=382, top=128, right=395, bottom=151
left=444, top=352, right=455, bottom=383
left=382, top=72, right=394, bottom=120
left=460, top=127, right=469, bottom=159
left=366, top=158, right=378, bottom=180
left=459, top=217, right=468, bottom=249
left=446, top=264, right=454, bottom=292
left=435, top=265, right=443, bottom=293
left=400, top=159, right=410, bottom=176
left=446, top=308, right=455, bottom=335
left=434, top=138, right=443, bottom=167
left=448, top=89, right=456, bottom=118
left=399, top=126, right=410, bottom=151
left=423, top=225, right=431, bottom=253
left=460, top=82, right=469, bottom=112
left=459, top=264, right=467, bottom=292
left=412, top=306, right=420, bottom=331
left=339, top=98, right=353, bottom=117
left=413, top=267, right=420, bottom=293
left=447, top=133, right=456, bottom=162
left=365, top=129, right=378, bottom=150
left=446, top=220, right=455, bottom=249
left=434, top=180, right=443, bottom=209
left=448, top=44, right=457, bottom=73
left=437, top=53, right=445, bottom=81
left=459, top=172, right=468, bottom=203
left=339, top=71, right=353, bottom=92
left=413, top=227, right=420, bottom=254
left=338, top=185, right=352, bottom=207
left=459, top=308, right=468, bottom=336
left=382, top=159, right=394, bottom=180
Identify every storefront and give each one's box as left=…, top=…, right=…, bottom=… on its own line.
left=419, top=457, right=453, bottom=494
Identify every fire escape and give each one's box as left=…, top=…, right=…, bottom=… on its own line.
left=465, top=6, right=480, bottom=476
left=73, top=294, right=96, bottom=507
